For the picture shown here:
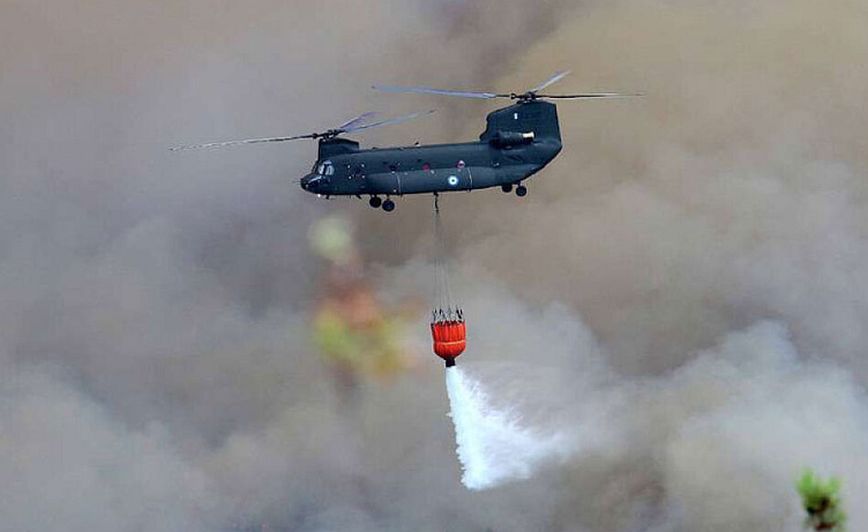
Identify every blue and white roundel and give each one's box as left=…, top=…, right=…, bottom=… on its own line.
left=447, top=175, right=459, bottom=187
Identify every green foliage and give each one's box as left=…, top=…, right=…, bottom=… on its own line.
left=796, top=469, right=846, bottom=531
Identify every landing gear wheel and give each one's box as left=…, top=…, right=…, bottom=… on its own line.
left=369, top=196, right=382, bottom=208
left=382, top=199, right=396, bottom=212
left=501, top=183, right=513, bottom=193
left=515, top=185, right=528, bottom=197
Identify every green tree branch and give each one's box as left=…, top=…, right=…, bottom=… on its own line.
left=796, top=469, right=846, bottom=531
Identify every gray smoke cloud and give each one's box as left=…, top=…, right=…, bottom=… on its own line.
left=3, top=0, right=868, bottom=530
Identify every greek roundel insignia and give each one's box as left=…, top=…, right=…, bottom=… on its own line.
left=447, top=175, right=459, bottom=187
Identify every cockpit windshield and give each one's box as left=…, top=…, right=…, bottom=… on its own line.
left=314, top=161, right=334, bottom=176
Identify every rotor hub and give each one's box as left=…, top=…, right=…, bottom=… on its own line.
left=511, top=92, right=539, bottom=102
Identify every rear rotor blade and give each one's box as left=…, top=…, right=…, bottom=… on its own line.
left=170, top=133, right=315, bottom=151
left=337, top=111, right=377, bottom=131
left=373, top=85, right=504, bottom=100
left=529, top=70, right=571, bottom=93
left=537, top=92, right=644, bottom=99
left=345, top=109, right=437, bottom=132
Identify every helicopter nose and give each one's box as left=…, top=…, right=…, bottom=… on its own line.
left=300, top=173, right=316, bottom=192
left=300, top=173, right=330, bottom=194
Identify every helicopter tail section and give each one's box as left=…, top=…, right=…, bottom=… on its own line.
left=479, top=101, right=561, bottom=143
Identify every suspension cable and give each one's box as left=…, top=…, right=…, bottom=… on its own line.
left=432, top=193, right=455, bottom=320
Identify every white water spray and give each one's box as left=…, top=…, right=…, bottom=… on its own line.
left=445, top=366, right=567, bottom=490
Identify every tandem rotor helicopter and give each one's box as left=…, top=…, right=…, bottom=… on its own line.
left=172, top=71, right=640, bottom=212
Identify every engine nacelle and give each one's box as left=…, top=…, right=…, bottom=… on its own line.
left=490, top=130, right=535, bottom=147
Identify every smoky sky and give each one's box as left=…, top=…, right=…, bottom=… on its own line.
left=3, top=1, right=868, bottom=531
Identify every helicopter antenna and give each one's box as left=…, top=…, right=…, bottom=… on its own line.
left=170, top=109, right=436, bottom=151
left=374, top=70, right=643, bottom=103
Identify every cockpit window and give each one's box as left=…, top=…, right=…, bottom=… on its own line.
left=325, top=165, right=334, bottom=176
left=317, top=164, right=325, bottom=175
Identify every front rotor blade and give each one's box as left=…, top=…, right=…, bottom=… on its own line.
left=170, top=133, right=315, bottom=151
left=373, top=85, right=503, bottom=100
left=337, top=111, right=378, bottom=131
left=529, top=70, right=571, bottom=93
left=345, top=109, right=437, bottom=132
left=538, top=92, right=644, bottom=99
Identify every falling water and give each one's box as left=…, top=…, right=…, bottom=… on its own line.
left=445, top=366, right=566, bottom=490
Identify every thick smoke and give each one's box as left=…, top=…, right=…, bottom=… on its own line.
left=437, top=0, right=868, bottom=377
left=3, top=0, right=868, bottom=530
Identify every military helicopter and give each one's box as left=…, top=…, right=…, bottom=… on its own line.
left=172, top=71, right=638, bottom=212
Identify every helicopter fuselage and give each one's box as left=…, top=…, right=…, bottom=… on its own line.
left=300, top=101, right=562, bottom=200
